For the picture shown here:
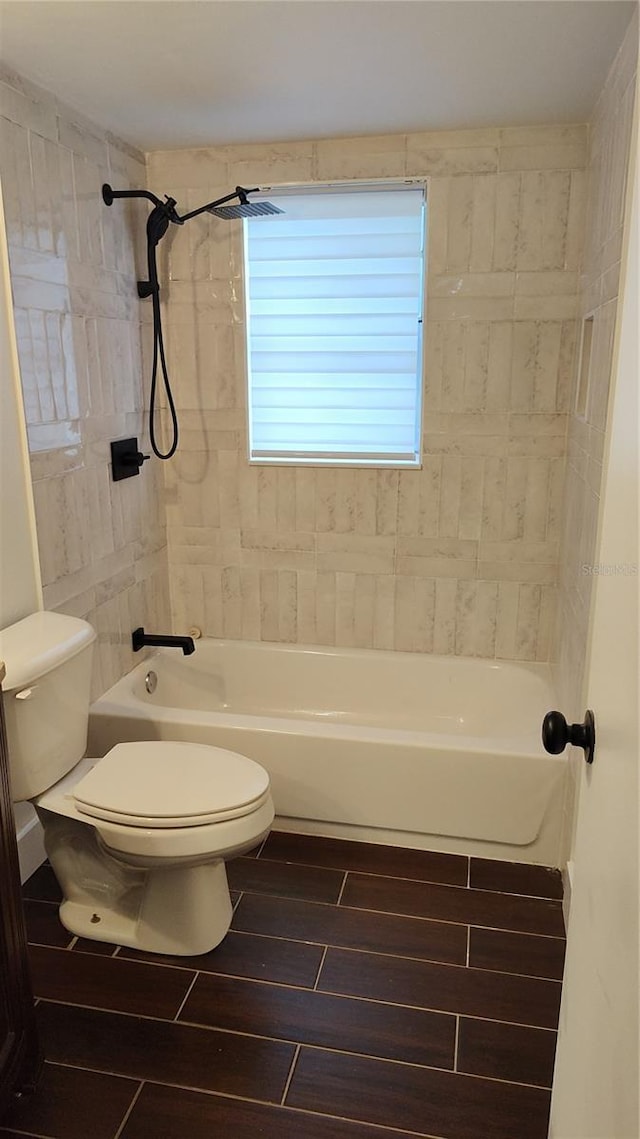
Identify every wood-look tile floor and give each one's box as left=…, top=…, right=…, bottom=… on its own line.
left=3, top=831, right=565, bottom=1139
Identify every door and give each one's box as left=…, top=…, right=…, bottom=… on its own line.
left=548, top=116, right=639, bottom=1136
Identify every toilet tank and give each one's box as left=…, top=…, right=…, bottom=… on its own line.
left=0, top=612, right=97, bottom=802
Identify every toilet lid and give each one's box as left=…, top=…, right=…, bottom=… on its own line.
left=73, top=742, right=271, bottom=828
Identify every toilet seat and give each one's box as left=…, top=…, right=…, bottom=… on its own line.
left=72, top=741, right=271, bottom=829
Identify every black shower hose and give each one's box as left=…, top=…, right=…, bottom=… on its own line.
left=145, top=221, right=179, bottom=461
left=149, top=285, right=179, bottom=460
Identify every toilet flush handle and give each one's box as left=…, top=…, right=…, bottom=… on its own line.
left=15, top=687, right=36, bottom=700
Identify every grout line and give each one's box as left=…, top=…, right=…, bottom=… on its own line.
left=112, top=946, right=121, bottom=957
left=247, top=853, right=563, bottom=902
left=0, top=1128, right=54, bottom=1138
left=465, top=925, right=470, bottom=967
left=112, top=1080, right=145, bottom=1139
left=45, top=1032, right=555, bottom=1092
left=234, top=887, right=566, bottom=938
left=36, top=930, right=562, bottom=982
left=173, top=971, right=200, bottom=1022
left=312, top=945, right=329, bottom=991
left=254, top=835, right=269, bottom=859
left=453, top=1014, right=460, bottom=1072
left=336, top=871, right=348, bottom=905
left=280, top=1043, right=301, bottom=1105
left=66, top=936, right=78, bottom=951
left=232, top=891, right=244, bottom=913
left=38, top=989, right=558, bottom=1046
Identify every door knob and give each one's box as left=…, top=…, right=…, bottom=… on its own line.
left=542, top=709, right=595, bottom=765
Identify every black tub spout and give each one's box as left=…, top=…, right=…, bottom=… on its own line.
left=132, top=627, right=195, bottom=655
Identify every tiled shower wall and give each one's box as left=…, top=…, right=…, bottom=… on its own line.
left=556, top=16, right=638, bottom=711
left=148, top=125, right=587, bottom=657
left=0, top=65, right=171, bottom=699
left=554, top=16, right=638, bottom=853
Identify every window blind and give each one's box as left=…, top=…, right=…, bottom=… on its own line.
left=243, top=186, right=426, bottom=466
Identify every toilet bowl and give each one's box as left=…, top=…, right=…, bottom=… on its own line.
left=0, top=611, right=274, bottom=956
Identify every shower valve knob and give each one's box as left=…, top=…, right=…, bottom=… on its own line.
left=128, top=450, right=150, bottom=469
left=542, top=709, right=595, bottom=764
left=111, top=437, right=150, bottom=481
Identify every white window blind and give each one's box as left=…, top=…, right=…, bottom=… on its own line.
left=243, top=185, right=426, bottom=466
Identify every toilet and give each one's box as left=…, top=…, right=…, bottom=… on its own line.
left=0, top=611, right=274, bottom=956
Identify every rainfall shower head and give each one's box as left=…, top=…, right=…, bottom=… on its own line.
left=208, top=199, right=284, bottom=219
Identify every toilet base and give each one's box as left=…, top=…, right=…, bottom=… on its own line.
left=40, top=809, right=235, bottom=956
left=59, top=860, right=233, bottom=956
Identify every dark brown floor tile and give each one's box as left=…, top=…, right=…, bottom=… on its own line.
left=227, top=856, right=344, bottom=903
left=21, top=863, right=62, bottom=903
left=120, top=1082, right=424, bottom=1139
left=180, top=971, right=456, bottom=1068
left=287, top=1047, right=552, bottom=1139
left=28, top=944, right=195, bottom=1019
left=318, top=947, right=562, bottom=1028
left=37, top=1000, right=295, bottom=1104
left=458, top=1017, right=557, bottom=1087
left=470, top=858, right=563, bottom=899
left=342, top=872, right=565, bottom=936
left=121, top=929, right=324, bottom=987
left=0, top=1061, right=138, bottom=1139
left=72, top=936, right=119, bottom=955
left=233, top=892, right=467, bottom=965
left=262, top=830, right=468, bottom=886
left=22, top=899, right=73, bottom=949
left=469, top=926, right=566, bottom=980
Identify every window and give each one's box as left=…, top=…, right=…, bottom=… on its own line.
left=243, top=183, right=426, bottom=467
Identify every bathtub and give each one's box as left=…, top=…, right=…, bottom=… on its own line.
left=88, top=639, right=567, bottom=866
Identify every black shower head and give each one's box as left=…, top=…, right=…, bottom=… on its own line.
left=208, top=199, right=284, bottom=219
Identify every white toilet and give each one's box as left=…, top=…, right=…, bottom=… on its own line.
left=0, top=611, right=274, bottom=956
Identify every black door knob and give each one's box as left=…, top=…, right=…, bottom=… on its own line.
left=542, top=710, right=595, bottom=764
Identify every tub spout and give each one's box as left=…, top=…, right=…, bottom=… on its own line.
left=132, top=627, right=195, bottom=655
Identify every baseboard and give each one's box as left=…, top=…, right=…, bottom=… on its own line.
left=562, top=859, right=574, bottom=930
left=14, top=804, right=46, bottom=884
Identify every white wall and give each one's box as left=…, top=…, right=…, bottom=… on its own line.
left=0, top=180, right=42, bottom=628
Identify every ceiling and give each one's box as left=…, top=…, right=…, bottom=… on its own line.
left=0, top=1, right=635, bottom=151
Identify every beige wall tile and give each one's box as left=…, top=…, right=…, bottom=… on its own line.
left=499, top=141, right=587, bottom=172
left=407, top=144, right=498, bottom=176
left=316, top=134, right=406, bottom=180
left=455, top=580, right=499, bottom=657
left=394, top=576, right=436, bottom=653
left=427, top=297, right=514, bottom=321
left=316, top=533, right=395, bottom=575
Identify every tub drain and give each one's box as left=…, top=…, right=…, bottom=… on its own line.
left=145, top=670, right=158, bottom=694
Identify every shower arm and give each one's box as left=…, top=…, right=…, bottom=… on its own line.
left=177, top=186, right=259, bottom=223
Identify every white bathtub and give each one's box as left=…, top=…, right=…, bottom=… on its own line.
left=88, top=639, right=567, bottom=866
